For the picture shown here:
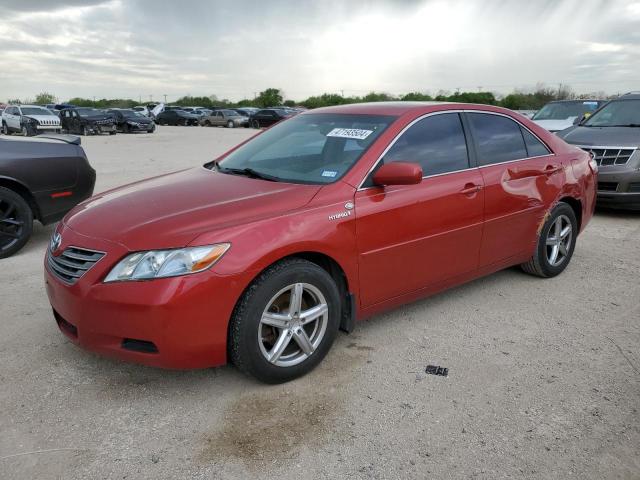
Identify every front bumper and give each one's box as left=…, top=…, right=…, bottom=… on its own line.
left=36, top=125, right=61, bottom=130
left=87, top=124, right=116, bottom=134
left=125, top=123, right=154, bottom=131
left=44, top=224, right=253, bottom=369
left=596, top=165, right=640, bottom=210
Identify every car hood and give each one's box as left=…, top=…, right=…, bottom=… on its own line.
left=532, top=118, right=575, bottom=132
left=63, top=167, right=322, bottom=250
left=556, top=126, right=640, bottom=147
left=125, top=117, right=152, bottom=124
left=24, top=115, right=60, bottom=123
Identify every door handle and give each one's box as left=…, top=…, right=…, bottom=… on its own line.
left=544, top=165, right=562, bottom=175
left=460, top=183, right=483, bottom=195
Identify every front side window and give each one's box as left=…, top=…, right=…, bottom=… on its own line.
left=383, top=113, right=469, bottom=176
left=583, top=99, right=640, bottom=127
left=217, top=113, right=395, bottom=184
left=468, top=113, right=527, bottom=165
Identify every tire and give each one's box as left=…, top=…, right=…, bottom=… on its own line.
left=122, top=124, right=130, bottom=134
left=0, top=186, right=33, bottom=259
left=82, top=125, right=89, bottom=136
left=21, top=125, right=31, bottom=137
left=109, top=130, right=117, bottom=135
left=227, top=120, right=234, bottom=128
left=204, top=120, right=211, bottom=127
left=1, top=122, right=7, bottom=135
left=147, top=124, right=155, bottom=133
left=251, top=119, right=260, bottom=129
left=229, top=258, right=341, bottom=384
left=521, top=202, right=578, bottom=278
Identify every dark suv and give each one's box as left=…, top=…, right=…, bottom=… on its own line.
left=60, top=107, right=117, bottom=135
left=557, top=92, right=640, bottom=210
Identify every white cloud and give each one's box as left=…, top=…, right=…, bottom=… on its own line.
left=0, top=0, right=639, bottom=102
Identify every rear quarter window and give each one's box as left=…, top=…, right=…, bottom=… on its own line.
left=468, top=113, right=527, bottom=165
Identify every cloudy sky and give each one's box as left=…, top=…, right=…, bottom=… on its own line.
left=1, top=0, right=639, bottom=103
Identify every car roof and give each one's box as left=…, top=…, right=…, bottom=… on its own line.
left=619, top=92, right=640, bottom=100
left=305, top=101, right=524, bottom=117
left=16, top=104, right=49, bottom=109
left=544, top=99, right=604, bottom=104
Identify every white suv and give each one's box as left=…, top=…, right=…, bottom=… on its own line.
left=2, top=105, right=61, bottom=136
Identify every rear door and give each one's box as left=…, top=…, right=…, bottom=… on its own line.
left=465, top=112, right=561, bottom=267
left=355, top=112, right=484, bottom=306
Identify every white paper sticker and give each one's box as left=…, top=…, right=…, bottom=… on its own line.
left=321, top=170, right=338, bottom=177
left=326, top=128, right=373, bottom=140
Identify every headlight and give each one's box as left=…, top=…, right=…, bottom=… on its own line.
left=104, top=243, right=230, bottom=282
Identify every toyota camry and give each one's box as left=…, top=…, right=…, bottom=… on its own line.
left=44, top=102, right=596, bottom=383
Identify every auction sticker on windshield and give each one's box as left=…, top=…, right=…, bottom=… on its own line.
left=326, top=128, right=373, bottom=140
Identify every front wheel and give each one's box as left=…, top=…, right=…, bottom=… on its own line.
left=521, top=202, right=578, bottom=278
left=2, top=122, right=8, bottom=135
left=229, top=258, right=341, bottom=384
left=226, top=120, right=234, bottom=128
left=0, top=187, right=33, bottom=259
left=82, top=125, right=89, bottom=136
left=251, top=119, right=260, bottom=129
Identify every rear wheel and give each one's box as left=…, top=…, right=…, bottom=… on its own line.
left=521, top=202, right=577, bottom=278
left=0, top=187, right=33, bottom=259
left=251, top=119, right=260, bottom=129
left=227, top=120, right=234, bottom=128
left=229, top=258, right=341, bottom=383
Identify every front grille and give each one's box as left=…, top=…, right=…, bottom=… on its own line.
left=629, top=182, right=640, bottom=193
left=95, top=119, right=113, bottom=125
left=578, top=146, right=636, bottom=166
left=47, top=246, right=105, bottom=284
left=598, top=182, right=618, bottom=192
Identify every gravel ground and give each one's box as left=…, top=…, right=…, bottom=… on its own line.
left=1, top=126, right=639, bottom=479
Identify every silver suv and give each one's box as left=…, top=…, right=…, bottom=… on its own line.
left=557, top=92, right=640, bottom=210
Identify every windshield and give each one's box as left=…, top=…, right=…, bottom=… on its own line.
left=532, top=101, right=601, bottom=121
left=77, top=108, right=103, bottom=117
left=583, top=99, right=640, bottom=127
left=222, top=110, right=239, bottom=116
left=121, top=110, right=145, bottom=118
left=217, top=113, right=395, bottom=184
left=21, top=107, right=54, bottom=116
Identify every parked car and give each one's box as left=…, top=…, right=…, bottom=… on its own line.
left=60, top=107, right=116, bottom=135
left=44, top=102, right=595, bottom=383
left=557, top=92, right=640, bottom=209
left=532, top=100, right=605, bottom=133
left=132, top=106, right=150, bottom=117
left=1, top=135, right=95, bottom=258
left=515, top=109, right=537, bottom=119
left=155, top=109, right=199, bottom=126
left=108, top=109, right=156, bottom=133
left=233, top=107, right=260, bottom=118
left=250, top=108, right=294, bottom=128
left=2, top=105, right=62, bottom=136
left=199, top=109, right=249, bottom=128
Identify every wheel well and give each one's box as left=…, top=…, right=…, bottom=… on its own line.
left=0, top=179, right=40, bottom=221
left=559, top=196, right=582, bottom=231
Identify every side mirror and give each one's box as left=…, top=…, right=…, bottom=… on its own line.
left=372, top=162, right=423, bottom=186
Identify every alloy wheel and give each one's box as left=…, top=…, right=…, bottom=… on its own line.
left=0, top=197, right=26, bottom=253
left=258, top=283, right=329, bottom=367
left=545, top=214, right=572, bottom=267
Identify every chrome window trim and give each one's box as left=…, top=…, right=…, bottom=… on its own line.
left=357, top=109, right=555, bottom=191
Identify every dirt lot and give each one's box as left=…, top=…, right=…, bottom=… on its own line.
left=1, top=126, right=638, bottom=479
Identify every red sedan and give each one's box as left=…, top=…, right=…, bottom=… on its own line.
left=45, top=102, right=597, bottom=383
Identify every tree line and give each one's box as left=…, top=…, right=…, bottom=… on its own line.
left=9, top=84, right=612, bottom=111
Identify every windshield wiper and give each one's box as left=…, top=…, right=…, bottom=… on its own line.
left=607, top=124, right=640, bottom=127
left=213, top=161, right=280, bottom=182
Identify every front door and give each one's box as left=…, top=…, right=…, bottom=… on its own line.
left=355, top=112, right=484, bottom=307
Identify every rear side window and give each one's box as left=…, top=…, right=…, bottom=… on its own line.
left=468, top=113, right=527, bottom=165
left=383, top=113, right=469, bottom=176
left=521, top=128, right=550, bottom=157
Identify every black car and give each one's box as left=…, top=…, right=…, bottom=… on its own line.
left=0, top=135, right=96, bottom=258
left=107, top=109, right=156, bottom=133
left=60, top=107, right=116, bottom=135
left=155, top=109, right=199, bottom=126
left=250, top=109, right=294, bottom=128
